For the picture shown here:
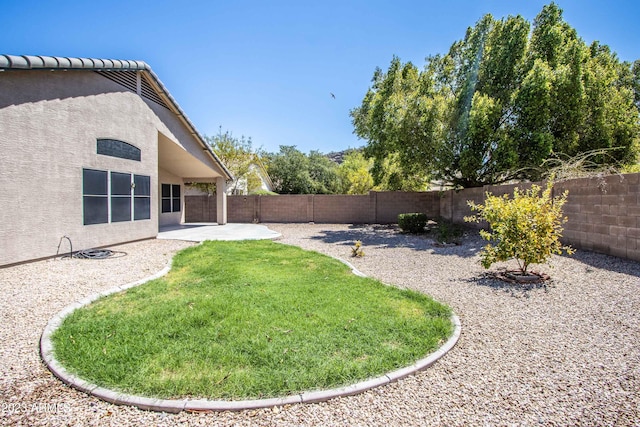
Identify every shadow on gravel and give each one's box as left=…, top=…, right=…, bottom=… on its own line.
left=309, top=224, right=483, bottom=258
left=559, top=249, right=640, bottom=278
left=464, top=272, right=553, bottom=298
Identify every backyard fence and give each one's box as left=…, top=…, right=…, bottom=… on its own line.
left=185, top=191, right=441, bottom=225
left=185, top=173, right=640, bottom=263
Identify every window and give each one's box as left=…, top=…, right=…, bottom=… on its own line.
left=111, top=172, right=132, bottom=222
left=82, top=169, right=151, bottom=225
left=134, top=175, right=151, bottom=220
left=97, top=139, right=141, bottom=161
left=83, top=169, right=108, bottom=225
left=161, top=183, right=181, bottom=213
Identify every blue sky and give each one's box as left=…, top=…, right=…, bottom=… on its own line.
left=2, top=0, right=639, bottom=154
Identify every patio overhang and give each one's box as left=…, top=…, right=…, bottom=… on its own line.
left=157, top=132, right=228, bottom=225
left=158, top=132, right=226, bottom=181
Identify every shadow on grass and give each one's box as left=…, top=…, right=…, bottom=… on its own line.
left=309, top=224, right=484, bottom=258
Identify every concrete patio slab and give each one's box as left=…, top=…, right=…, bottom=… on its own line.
left=157, top=223, right=281, bottom=242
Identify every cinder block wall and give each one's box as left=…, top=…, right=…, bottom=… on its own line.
left=313, top=195, right=373, bottom=223
left=228, top=196, right=255, bottom=223
left=260, top=195, right=310, bottom=222
left=451, top=182, right=536, bottom=229
left=185, top=173, right=640, bottom=262
left=185, top=195, right=216, bottom=222
left=374, top=191, right=440, bottom=223
left=554, top=174, right=640, bottom=262
left=451, top=187, right=484, bottom=225
left=441, top=175, right=640, bottom=262
left=186, top=191, right=439, bottom=224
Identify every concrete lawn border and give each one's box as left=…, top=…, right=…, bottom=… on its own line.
left=40, top=245, right=461, bottom=413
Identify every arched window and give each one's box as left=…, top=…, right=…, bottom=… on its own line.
left=97, top=139, right=141, bottom=161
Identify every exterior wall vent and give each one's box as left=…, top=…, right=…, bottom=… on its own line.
left=140, top=74, right=170, bottom=109
left=96, top=71, right=170, bottom=110
left=98, top=70, right=137, bottom=93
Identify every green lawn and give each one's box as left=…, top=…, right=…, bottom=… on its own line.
left=52, top=240, right=452, bottom=400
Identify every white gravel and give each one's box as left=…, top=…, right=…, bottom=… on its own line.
left=1, top=224, right=639, bottom=426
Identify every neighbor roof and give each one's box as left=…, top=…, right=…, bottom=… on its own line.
left=0, top=54, right=233, bottom=181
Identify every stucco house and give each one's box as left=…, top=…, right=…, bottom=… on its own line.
left=244, top=161, right=274, bottom=194
left=186, top=159, right=274, bottom=196
left=0, top=54, right=232, bottom=266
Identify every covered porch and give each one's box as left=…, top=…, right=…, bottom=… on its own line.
left=157, top=131, right=230, bottom=227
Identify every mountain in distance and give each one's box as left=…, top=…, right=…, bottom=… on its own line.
left=325, top=148, right=363, bottom=165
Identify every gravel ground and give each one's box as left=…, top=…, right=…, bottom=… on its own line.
left=1, top=224, right=639, bottom=426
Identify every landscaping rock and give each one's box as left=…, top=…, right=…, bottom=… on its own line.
left=1, top=225, right=639, bottom=425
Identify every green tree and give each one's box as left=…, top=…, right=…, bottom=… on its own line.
left=207, top=128, right=258, bottom=194
left=510, top=59, right=554, bottom=175
left=308, top=151, right=342, bottom=194
left=371, top=153, right=430, bottom=191
left=578, top=42, right=639, bottom=165
left=189, top=128, right=261, bottom=195
left=617, top=59, right=640, bottom=112
left=338, top=151, right=374, bottom=194
left=334, top=149, right=429, bottom=193
left=264, top=146, right=343, bottom=194
left=632, top=60, right=640, bottom=110
left=265, top=146, right=314, bottom=194
left=353, top=56, right=441, bottom=188
left=352, top=2, right=640, bottom=188
left=246, top=166, right=264, bottom=194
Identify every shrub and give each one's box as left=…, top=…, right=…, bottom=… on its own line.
left=351, top=240, right=365, bottom=257
left=465, top=182, right=573, bottom=275
left=398, top=213, right=428, bottom=233
left=433, top=218, right=463, bottom=244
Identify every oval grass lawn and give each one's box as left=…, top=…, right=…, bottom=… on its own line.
left=52, top=240, right=453, bottom=400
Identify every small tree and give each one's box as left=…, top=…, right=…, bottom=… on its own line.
left=189, top=127, right=260, bottom=195
left=465, top=182, right=573, bottom=275
left=338, top=151, right=375, bottom=194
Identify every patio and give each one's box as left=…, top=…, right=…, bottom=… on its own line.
left=157, top=222, right=281, bottom=242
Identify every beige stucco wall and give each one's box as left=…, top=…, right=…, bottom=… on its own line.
left=147, top=102, right=222, bottom=178
left=0, top=70, right=223, bottom=266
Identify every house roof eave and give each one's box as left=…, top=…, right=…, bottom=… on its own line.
left=0, top=54, right=234, bottom=181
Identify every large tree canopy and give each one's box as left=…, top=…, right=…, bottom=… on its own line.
left=265, top=146, right=427, bottom=194
left=351, top=3, right=640, bottom=188
left=265, top=146, right=343, bottom=194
